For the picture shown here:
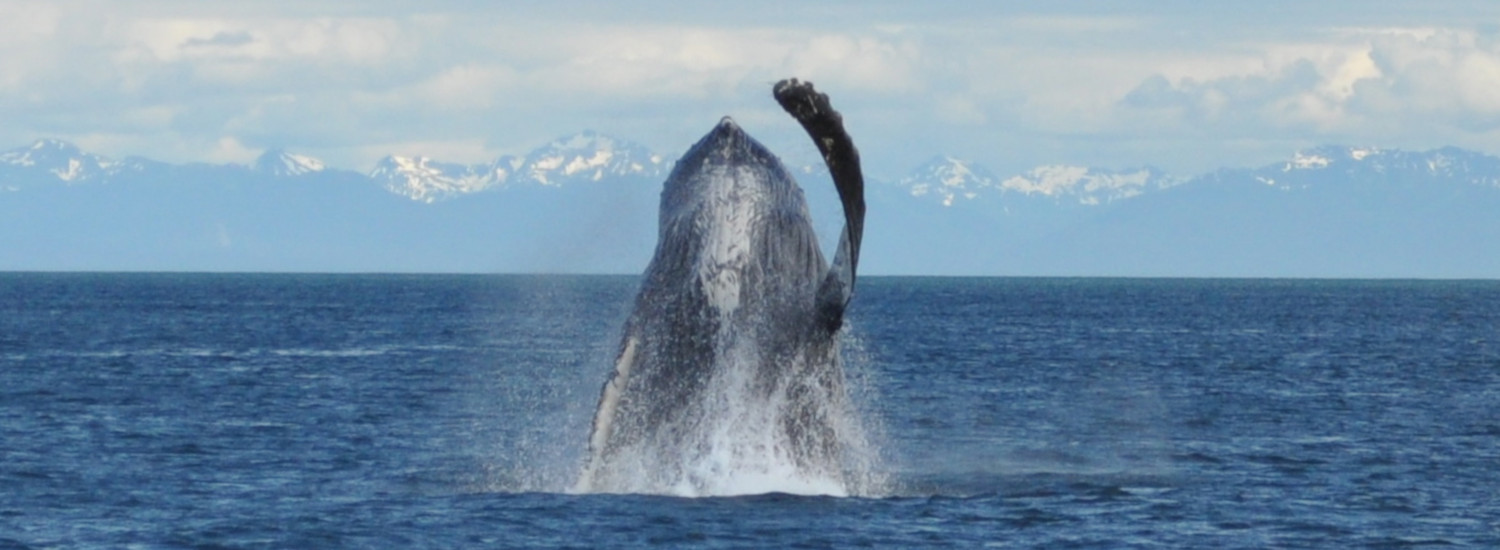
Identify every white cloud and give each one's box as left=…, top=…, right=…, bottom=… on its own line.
left=934, top=95, right=988, bottom=126
left=784, top=34, right=926, bottom=94
left=1356, top=29, right=1500, bottom=126
left=119, top=15, right=405, bottom=64
left=207, top=135, right=258, bottom=164
left=521, top=25, right=785, bottom=99
left=7, top=2, right=1500, bottom=177
left=0, top=3, right=65, bottom=90
left=396, top=64, right=520, bottom=110
left=1116, top=27, right=1500, bottom=144
left=1320, top=48, right=1382, bottom=100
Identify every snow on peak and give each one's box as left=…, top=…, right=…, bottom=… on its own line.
left=1284, top=146, right=1388, bottom=172
left=29, top=138, right=77, bottom=153
left=2, top=139, right=71, bottom=167
left=369, top=155, right=510, bottom=203
left=898, top=156, right=998, bottom=206
left=369, top=131, right=669, bottom=201
left=254, top=148, right=326, bottom=177
left=899, top=156, right=1176, bottom=207
left=0, top=139, right=114, bottom=182
left=1002, top=165, right=1175, bottom=205
left=522, top=131, right=667, bottom=186
left=1288, top=151, right=1331, bottom=170
left=1254, top=145, right=1500, bottom=190
left=1002, top=165, right=1089, bottom=195
left=1413, top=147, right=1500, bottom=186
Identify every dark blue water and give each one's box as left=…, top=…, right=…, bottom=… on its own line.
left=2, top=274, right=1498, bottom=548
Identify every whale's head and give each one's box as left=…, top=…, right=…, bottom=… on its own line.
left=648, top=117, right=823, bottom=305
left=658, top=117, right=804, bottom=226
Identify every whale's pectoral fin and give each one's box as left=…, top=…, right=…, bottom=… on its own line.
left=575, top=333, right=641, bottom=492
left=774, top=78, right=866, bottom=333
left=815, top=227, right=856, bottom=331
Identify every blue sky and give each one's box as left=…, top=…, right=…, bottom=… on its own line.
left=5, top=0, right=1500, bottom=180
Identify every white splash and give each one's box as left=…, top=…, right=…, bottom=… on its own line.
left=577, top=334, right=882, bottom=498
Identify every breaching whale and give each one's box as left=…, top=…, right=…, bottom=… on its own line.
left=574, top=79, right=868, bottom=496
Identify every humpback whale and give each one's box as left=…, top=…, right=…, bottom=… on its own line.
left=574, top=79, right=868, bottom=496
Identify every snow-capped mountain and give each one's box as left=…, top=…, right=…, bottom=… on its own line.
left=254, top=149, right=327, bottom=177
left=897, top=156, right=1179, bottom=207
left=1000, top=165, right=1180, bottom=205
left=0, top=139, right=116, bottom=185
left=6, top=136, right=1500, bottom=276
left=369, top=156, right=510, bottom=203
left=983, top=144, right=1500, bottom=277
left=372, top=131, right=671, bottom=202
left=897, top=156, right=1002, bottom=206
left=1248, top=145, right=1500, bottom=190
left=519, top=131, right=668, bottom=186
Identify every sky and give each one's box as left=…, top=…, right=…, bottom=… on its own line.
left=5, top=0, right=1500, bottom=180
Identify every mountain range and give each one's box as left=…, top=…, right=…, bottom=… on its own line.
left=3, top=135, right=1500, bottom=277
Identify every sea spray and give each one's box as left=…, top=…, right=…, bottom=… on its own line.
left=575, top=327, right=887, bottom=497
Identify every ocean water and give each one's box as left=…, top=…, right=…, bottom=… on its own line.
left=2, top=273, right=1498, bottom=548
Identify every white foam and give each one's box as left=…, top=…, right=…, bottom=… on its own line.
left=575, top=331, right=886, bottom=498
